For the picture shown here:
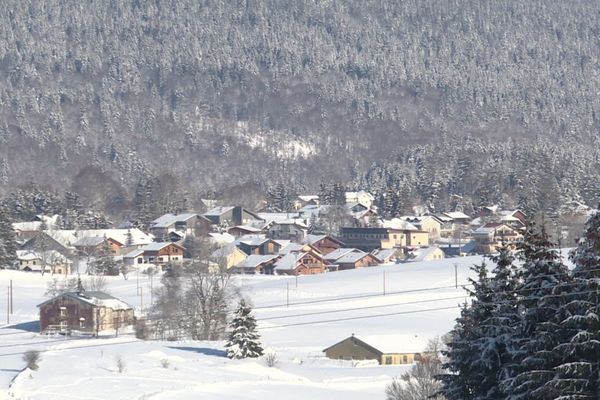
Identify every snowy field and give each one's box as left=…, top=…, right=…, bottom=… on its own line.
left=0, top=256, right=488, bottom=399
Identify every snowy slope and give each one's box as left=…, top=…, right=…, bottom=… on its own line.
left=0, top=256, right=486, bottom=399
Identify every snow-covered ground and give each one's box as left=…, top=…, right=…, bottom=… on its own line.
left=0, top=256, right=486, bottom=399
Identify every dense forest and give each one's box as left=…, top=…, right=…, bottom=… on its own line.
left=1, top=1, right=600, bottom=218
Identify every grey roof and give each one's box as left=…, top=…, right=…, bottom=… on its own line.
left=237, top=235, right=269, bottom=247
left=372, top=248, right=399, bottom=262
left=203, top=206, right=235, bottom=216
left=324, top=248, right=357, bottom=262
left=38, top=291, right=132, bottom=310
left=273, top=252, right=306, bottom=271
left=151, top=213, right=198, bottom=228
left=336, top=250, right=370, bottom=264
left=73, top=236, right=105, bottom=247
left=236, top=254, right=279, bottom=269
left=279, top=243, right=306, bottom=254
left=141, top=242, right=174, bottom=251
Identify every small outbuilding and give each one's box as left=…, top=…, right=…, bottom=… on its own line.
left=323, top=334, right=426, bottom=365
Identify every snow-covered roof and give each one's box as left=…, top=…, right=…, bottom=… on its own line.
left=151, top=213, right=198, bottom=228
left=140, top=242, right=177, bottom=252
left=298, top=195, right=319, bottom=202
left=16, top=249, right=71, bottom=264
left=208, top=232, right=236, bottom=245
left=235, top=254, right=279, bottom=269
left=73, top=236, right=105, bottom=247
left=12, top=221, right=43, bottom=232
left=356, top=334, right=428, bottom=354
left=444, top=212, right=471, bottom=220
left=408, top=247, right=443, bottom=262
left=123, top=248, right=144, bottom=259
left=38, top=291, right=132, bottom=311
left=382, top=218, right=419, bottom=231
left=237, top=234, right=269, bottom=247
left=273, top=252, right=306, bottom=271
left=46, top=229, right=152, bottom=248
left=324, top=248, right=357, bottom=262
left=279, top=243, right=307, bottom=255
left=371, top=248, right=399, bottom=262
left=230, top=225, right=263, bottom=233
left=335, top=250, right=370, bottom=264
left=203, top=206, right=235, bottom=216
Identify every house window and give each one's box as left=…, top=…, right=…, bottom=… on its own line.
left=173, top=248, right=179, bottom=253
left=158, top=257, right=163, bottom=262
left=403, top=355, right=408, bottom=363
left=137, top=257, right=143, bottom=264
left=20, top=260, right=23, bottom=265
left=172, top=257, right=178, bottom=261
left=79, top=318, right=85, bottom=328
left=60, top=306, right=67, bottom=317
left=385, top=356, right=392, bottom=365
left=33, top=261, right=37, bottom=265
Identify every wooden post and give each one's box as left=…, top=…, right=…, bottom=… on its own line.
left=454, top=264, right=458, bottom=288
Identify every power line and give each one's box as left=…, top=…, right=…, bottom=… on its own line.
left=254, top=283, right=467, bottom=310
left=260, top=305, right=460, bottom=330
left=260, top=294, right=468, bottom=320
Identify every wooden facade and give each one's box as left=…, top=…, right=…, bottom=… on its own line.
left=38, top=291, right=134, bottom=335
left=274, top=251, right=328, bottom=276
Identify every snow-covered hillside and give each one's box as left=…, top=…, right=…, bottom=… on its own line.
left=0, top=256, right=485, bottom=399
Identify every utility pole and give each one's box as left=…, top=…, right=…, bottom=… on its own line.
left=6, top=287, right=9, bottom=325
left=9, top=279, right=13, bottom=314
left=454, top=263, right=458, bottom=288
left=295, top=274, right=298, bottom=289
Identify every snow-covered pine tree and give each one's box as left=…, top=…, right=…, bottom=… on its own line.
left=548, top=211, right=600, bottom=398
left=487, top=244, right=523, bottom=398
left=440, top=262, right=495, bottom=400
left=225, top=300, right=263, bottom=359
left=0, top=204, right=17, bottom=268
left=503, top=226, right=572, bottom=400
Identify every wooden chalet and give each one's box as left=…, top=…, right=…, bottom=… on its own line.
left=138, top=242, right=185, bottom=264
left=38, top=291, right=134, bottom=335
left=303, top=234, right=345, bottom=255
left=272, top=250, right=328, bottom=276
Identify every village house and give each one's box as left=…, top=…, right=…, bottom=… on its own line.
left=227, top=225, right=264, bottom=237
left=267, top=221, right=308, bottom=241
left=202, top=206, right=263, bottom=227
left=137, top=242, right=185, bottom=265
left=73, top=236, right=122, bottom=256
left=345, top=190, right=375, bottom=209
left=293, top=195, right=319, bottom=210
left=272, top=250, right=329, bottom=276
left=38, top=291, right=134, bottom=335
left=149, top=213, right=211, bottom=239
left=236, top=235, right=285, bottom=255
left=371, top=248, right=403, bottom=264
left=323, top=334, right=425, bottom=365
left=210, top=243, right=248, bottom=270
left=472, top=223, right=523, bottom=254
left=403, top=247, right=445, bottom=263
left=15, top=249, right=73, bottom=274
left=232, top=254, right=280, bottom=274
left=302, top=234, right=345, bottom=255
left=339, top=227, right=408, bottom=252
left=324, top=248, right=379, bottom=270
left=401, top=215, right=443, bottom=241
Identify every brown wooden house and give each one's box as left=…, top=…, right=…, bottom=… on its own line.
left=38, top=291, right=134, bottom=335
left=139, top=242, right=185, bottom=264
left=273, top=251, right=328, bottom=276
left=303, top=234, right=345, bottom=255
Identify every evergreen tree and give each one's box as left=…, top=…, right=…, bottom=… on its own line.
left=440, top=262, right=495, bottom=400
left=225, top=300, right=263, bottom=359
left=90, top=238, right=118, bottom=276
left=503, top=226, right=572, bottom=399
left=548, top=212, right=600, bottom=398
left=0, top=204, right=17, bottom=268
